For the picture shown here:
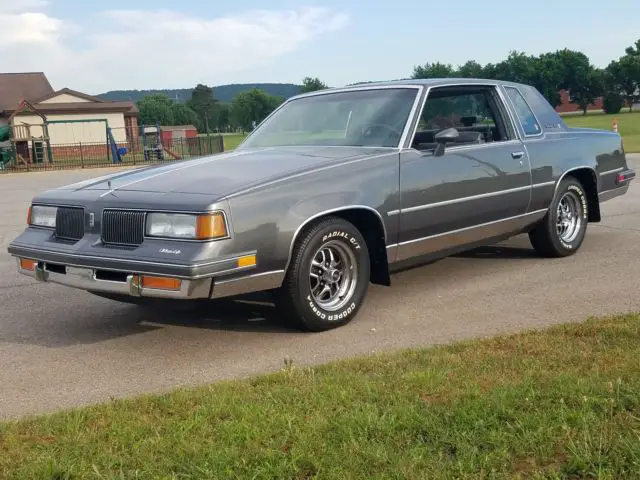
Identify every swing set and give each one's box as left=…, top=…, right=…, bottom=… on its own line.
left=2, top=100, right=126, bottom=168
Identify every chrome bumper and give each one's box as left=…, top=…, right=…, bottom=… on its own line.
left=16, top=259, right=285, bottom=300
left=18, top=260, right=212, bottom=299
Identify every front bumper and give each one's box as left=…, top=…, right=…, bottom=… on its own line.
left=12, top=252, right=285, bottom=301
left=18, top=260, right=213, bottom=299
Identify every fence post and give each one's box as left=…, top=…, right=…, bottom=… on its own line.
left=80, top=142, right=84, bottom=169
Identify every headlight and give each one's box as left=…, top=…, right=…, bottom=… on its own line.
left=145, top=212, right=228, bottom=240
left=28, top=205, right=57, bottom=228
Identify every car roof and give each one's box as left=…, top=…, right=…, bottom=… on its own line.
left=290, top=78, right=529, bottom=100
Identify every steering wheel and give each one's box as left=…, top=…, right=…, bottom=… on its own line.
left=361, top=123, right=402, bottom=140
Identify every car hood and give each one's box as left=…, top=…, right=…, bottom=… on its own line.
left=56, top=146, right=390, bottom=197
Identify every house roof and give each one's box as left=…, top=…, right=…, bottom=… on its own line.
left=31, top=87, right=106, bottom=104
left=25, top=101, right=139, bottom=114
left=0, top=72, right=54, bottom=111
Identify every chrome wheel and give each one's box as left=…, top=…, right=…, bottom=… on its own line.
left=309, top=240, right=358, bottom=312
left=556, top=190, right=583, bottom=243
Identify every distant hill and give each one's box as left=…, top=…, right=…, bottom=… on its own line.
left=98, top=83, right=302, bottom=103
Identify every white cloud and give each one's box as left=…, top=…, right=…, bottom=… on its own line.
left=2, top=5, right=349, bottom=92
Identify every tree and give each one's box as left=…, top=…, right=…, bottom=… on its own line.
left=569, top=68, right=605, bottom=115
left=411, top=62, right=455, bottom=79
left=230, top=88, right=283, bottom=132
left=492, top=51, right=537, bottom=84
left=137, top=94, right=176, bottom=126
left=187, top=84, right=218, bottom=132
left=172, top=102, right=199, bottom=126
left=625, top=39, right=640, bottom=57
left=606, top=56, right=640, bottom=112
left=530, top=52, right=565, bottom=108
left=300, top=77, right=328, bottom=93
left=457, top=60, right=485, bottom=78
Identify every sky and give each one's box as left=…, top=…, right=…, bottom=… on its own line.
left=3, top=0, right=638, bottom=94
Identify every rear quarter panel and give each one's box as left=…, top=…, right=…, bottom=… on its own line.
left=505, top=84, right=627, bottom=211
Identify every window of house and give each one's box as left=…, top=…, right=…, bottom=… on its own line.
left=504, top=86, right=542, bottom=136
left=410, top=85, right=513, bottom=151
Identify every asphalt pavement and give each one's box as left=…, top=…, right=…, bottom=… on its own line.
left=1, top=156, right=639, bottom=420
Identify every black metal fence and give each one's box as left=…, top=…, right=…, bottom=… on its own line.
left=0, top=135, right=225, bottom=173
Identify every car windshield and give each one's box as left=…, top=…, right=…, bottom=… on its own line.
left=237, top=87, right=419, bottom=149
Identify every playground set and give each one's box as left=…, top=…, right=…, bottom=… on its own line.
left=0, top=102, right=223, bottom=171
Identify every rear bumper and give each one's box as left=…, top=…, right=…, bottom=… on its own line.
left=599, top=168, right=635, bottom=202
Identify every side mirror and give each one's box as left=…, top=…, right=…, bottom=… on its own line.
left=434, top=128, right=459, bottom=157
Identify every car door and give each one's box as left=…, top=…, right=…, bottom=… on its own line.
left=394, top=83, right=532, bottom=262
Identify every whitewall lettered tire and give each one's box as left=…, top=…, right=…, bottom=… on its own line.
left=277, top=216, right=370, bottom=332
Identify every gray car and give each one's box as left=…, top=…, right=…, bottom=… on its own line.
left=8, top=79, right=636, bottom=331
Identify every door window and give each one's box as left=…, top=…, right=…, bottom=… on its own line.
left=411, top=85, right=514, bottom=152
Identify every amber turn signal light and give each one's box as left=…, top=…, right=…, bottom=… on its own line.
left=26, top=206, right=32, bottom=225
left=19, top=258, right=38, bottom=271
left=237, top=254, right=256, bottom=268
left=195, top=213, right=228, bottom=240
left=140, top=275, right=182, bottom=291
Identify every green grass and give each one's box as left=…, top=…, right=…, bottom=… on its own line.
left=222, top=133, right=247, bottom=150
left=563, top=110, right=640, bottom=153
left=2, top=313, right=640, bottom=479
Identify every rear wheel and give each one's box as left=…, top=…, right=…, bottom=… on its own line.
left=276, top=216, right=370, bottom=332
left=529, top=177, right=589, bottom=257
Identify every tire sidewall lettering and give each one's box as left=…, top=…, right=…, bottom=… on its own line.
left=305, top=227, right=365, bottom=323
left=557, top=184, right=587, bottom=250
left=322, top=230, right=361, bottom=250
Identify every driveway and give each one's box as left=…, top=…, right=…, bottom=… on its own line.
left=1, top=157, right=639, bottom=419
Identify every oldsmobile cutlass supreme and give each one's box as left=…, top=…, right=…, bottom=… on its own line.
left=8, top=79, right=635, bottom=331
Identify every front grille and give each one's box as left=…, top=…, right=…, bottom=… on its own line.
left=55, top=207, right=85, bottom=241
left=101, top=209, right=146, bottom=246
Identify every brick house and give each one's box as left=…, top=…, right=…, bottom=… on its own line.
left=555, top=89, right=604, bottom=114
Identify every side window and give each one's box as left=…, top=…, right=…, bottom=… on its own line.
left=504, top=86, right=541, bottom=136
left=411, top=86, right=512, bottom=151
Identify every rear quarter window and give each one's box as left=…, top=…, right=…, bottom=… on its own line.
left=504, top=86, right=542, bottom=136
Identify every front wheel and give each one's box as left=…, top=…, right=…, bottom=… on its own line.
left=276, top=216, right=370, bottom=332
left=529, top=177, right=589, bottom=257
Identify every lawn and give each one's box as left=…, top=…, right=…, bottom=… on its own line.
left=222, top=133, right=247, bottom=150
left=1, top=313, right=639, bottom=479
left=563, top=110, right=640, bottom=153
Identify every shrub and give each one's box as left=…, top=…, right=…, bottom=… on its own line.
left=602, top=93, right=624, bottom=114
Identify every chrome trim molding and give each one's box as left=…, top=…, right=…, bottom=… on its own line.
left=502, top=85, right=545, bottom=139
left=554, top=166, right=597, bottom=194
left=283, top=205, right=388, bottom=275
left=404, top=86, right=430, bottom=149
left=599, top=167, right=625, bottom=176
left=394, top=209, right=548, bottom=262
left=210, top=270, right=286, bottom=299
left=401, top=185, right=532, bottom=214
left=532, top=181, right=555, bottom=189
left=398, top=86, right=427, bottom=148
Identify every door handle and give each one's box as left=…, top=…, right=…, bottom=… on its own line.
left=511, top=151, right=525, bottom=159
